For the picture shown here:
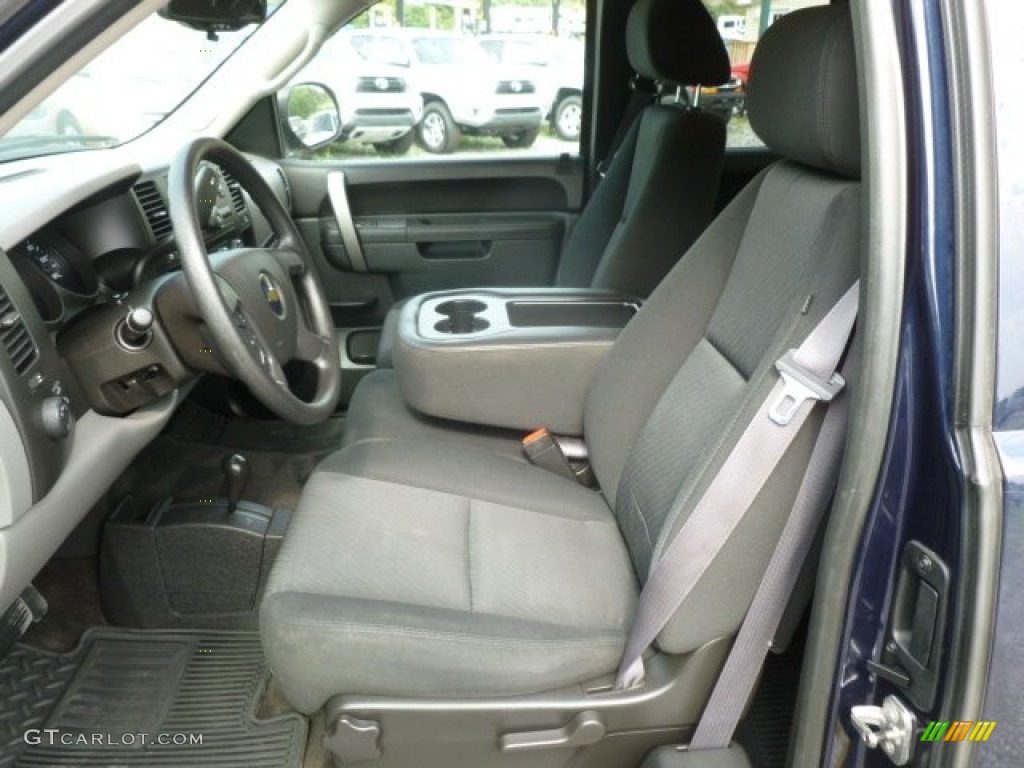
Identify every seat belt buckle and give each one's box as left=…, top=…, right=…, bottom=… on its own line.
left=768, top=350, right=846, bottom=426
left=522, top=428, right=593, bottom=485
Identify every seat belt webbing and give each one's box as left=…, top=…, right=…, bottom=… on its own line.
left=596, top=76, right=657, bottom=181
left=689, top=376, right=850, bottom=749
left=615, top=282, right=859, bottom=690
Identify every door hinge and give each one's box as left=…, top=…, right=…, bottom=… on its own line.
left=849, top=695, right=917, bottom=766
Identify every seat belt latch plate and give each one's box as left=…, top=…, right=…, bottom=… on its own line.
left=769, top=350, right=846, bottom=426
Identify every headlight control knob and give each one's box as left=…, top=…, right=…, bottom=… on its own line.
left=40, top=396, right=72, bottom=440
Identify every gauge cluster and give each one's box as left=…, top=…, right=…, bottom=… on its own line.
left=20, top=237, right=86, bottom=293
left=8, top=231, right=99, bottom=326
left=7, top=163, right=257, bottom=330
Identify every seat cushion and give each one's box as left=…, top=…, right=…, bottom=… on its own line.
left=261, top=439, right=638, bottom=713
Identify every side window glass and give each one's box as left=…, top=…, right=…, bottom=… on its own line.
left=280, top=1, right=586, bottom=160
left=703, top=0, right=832, bottom=149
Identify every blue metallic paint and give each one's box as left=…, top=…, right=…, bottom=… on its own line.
left=982, top=0, right=1024, bottom=762
left=824, top=1, right=962, bottom=765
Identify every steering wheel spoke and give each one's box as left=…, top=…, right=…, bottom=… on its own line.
left=271, top=247, right=307, bottom=276
left=295, top=321, right=333, bottom=364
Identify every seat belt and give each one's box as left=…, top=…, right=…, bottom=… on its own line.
left=616, top=282, right=859, bottom=691
left=595, top=75, right=658, bottom=181
left=689, top=374, right=850, bottom=749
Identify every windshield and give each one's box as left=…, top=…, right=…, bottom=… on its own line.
left=0, top=4, right=283, bottom=163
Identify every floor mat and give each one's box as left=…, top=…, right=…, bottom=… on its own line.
left=0, top=629, right=307, bottom=767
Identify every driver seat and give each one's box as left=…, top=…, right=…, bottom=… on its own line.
left=261, top=4, right=860, bottom=762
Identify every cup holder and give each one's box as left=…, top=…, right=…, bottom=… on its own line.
left=434, top=299, right=490, bottom=334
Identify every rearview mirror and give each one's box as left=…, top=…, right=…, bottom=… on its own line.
left=284, top=83, right=343, bottom=151
left=159, top=0, right=267, bottom=33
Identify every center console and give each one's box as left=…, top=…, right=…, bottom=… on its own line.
left=392, top=289, right=640, bottom=435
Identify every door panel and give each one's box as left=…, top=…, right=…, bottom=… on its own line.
left=285, top=157, right=582, bottom=217
left=283, top=156, right=582, bottom=312
left=358, top=212, right=565, bottom=298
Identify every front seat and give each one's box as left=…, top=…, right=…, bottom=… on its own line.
left=373, top=0, right=731, bottom=368
left=262, top=1, right=860, bottom=756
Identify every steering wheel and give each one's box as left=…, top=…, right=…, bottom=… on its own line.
left=167, top=137, right=340, bottom=425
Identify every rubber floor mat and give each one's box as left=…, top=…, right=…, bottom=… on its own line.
left=0, top=628, right=306, bottom=767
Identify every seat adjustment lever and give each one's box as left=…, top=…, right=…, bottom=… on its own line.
left=499, top=711, right=605, bottom=753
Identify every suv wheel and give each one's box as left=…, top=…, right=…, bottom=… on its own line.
left=418, top=102, right=460, bottom=154
left=553, top=95, right=582, bottom=141
left=501, top=127, right=540, bottom=149
left=374, top=131, right=415, bottom=155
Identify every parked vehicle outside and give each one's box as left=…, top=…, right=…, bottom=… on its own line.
left=290, top=35, right=423, bottom=155
left=693, top=65, right=747, bottom=121
left=348, top=28, right=546, bottom=153
left=4, top=73, right=166, bottom=140
left=478, top=34, right=584, bottom=142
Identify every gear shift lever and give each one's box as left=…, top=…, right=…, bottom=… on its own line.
left=222, top=453, right=250, bottom=514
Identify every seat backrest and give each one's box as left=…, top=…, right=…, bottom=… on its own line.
left=583, top=4, right=861, bottom=654
left=555, top=0, right=730, bottom=298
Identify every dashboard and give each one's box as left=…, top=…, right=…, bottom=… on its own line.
left=0, top=149, right=292, bottom=612
left=8, top=164, right=256, bottom=329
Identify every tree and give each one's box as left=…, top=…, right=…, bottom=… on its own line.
left=481, top=0, right=492, bottom=33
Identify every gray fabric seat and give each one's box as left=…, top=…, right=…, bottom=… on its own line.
left=552, top=0, right=729, bottom=297
left=262, top=4, right=861, bottom=715
left=374, top=0, right=730, bottom=368
left=262, top=439, right=637, bottom=712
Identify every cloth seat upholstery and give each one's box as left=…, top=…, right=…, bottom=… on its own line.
left=261, top=4, right=862, bottom=714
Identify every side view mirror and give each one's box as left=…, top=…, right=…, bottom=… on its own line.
left=283, top=83, right=343, bottom=151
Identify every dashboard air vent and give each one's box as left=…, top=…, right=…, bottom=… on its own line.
left=220, top=169, right=247, bottom=216
left=0, top=285, right=38, bottom=375
left=133, top=180, right=172, bottom=241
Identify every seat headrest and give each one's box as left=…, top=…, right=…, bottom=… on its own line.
left=626, top=0, right=730, bottom=86
left=747, top=4, right=860, bottom=178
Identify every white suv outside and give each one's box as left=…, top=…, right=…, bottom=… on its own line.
left=348, top=28, right=546, bottom=154
left=478, top=34, right=585, bottom=142
left=292, top=35, right=423, bottom=154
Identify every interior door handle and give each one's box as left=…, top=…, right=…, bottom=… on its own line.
left=499, top=711, right=605, bottom=753
left=326, top=171, right=368, bottom=272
